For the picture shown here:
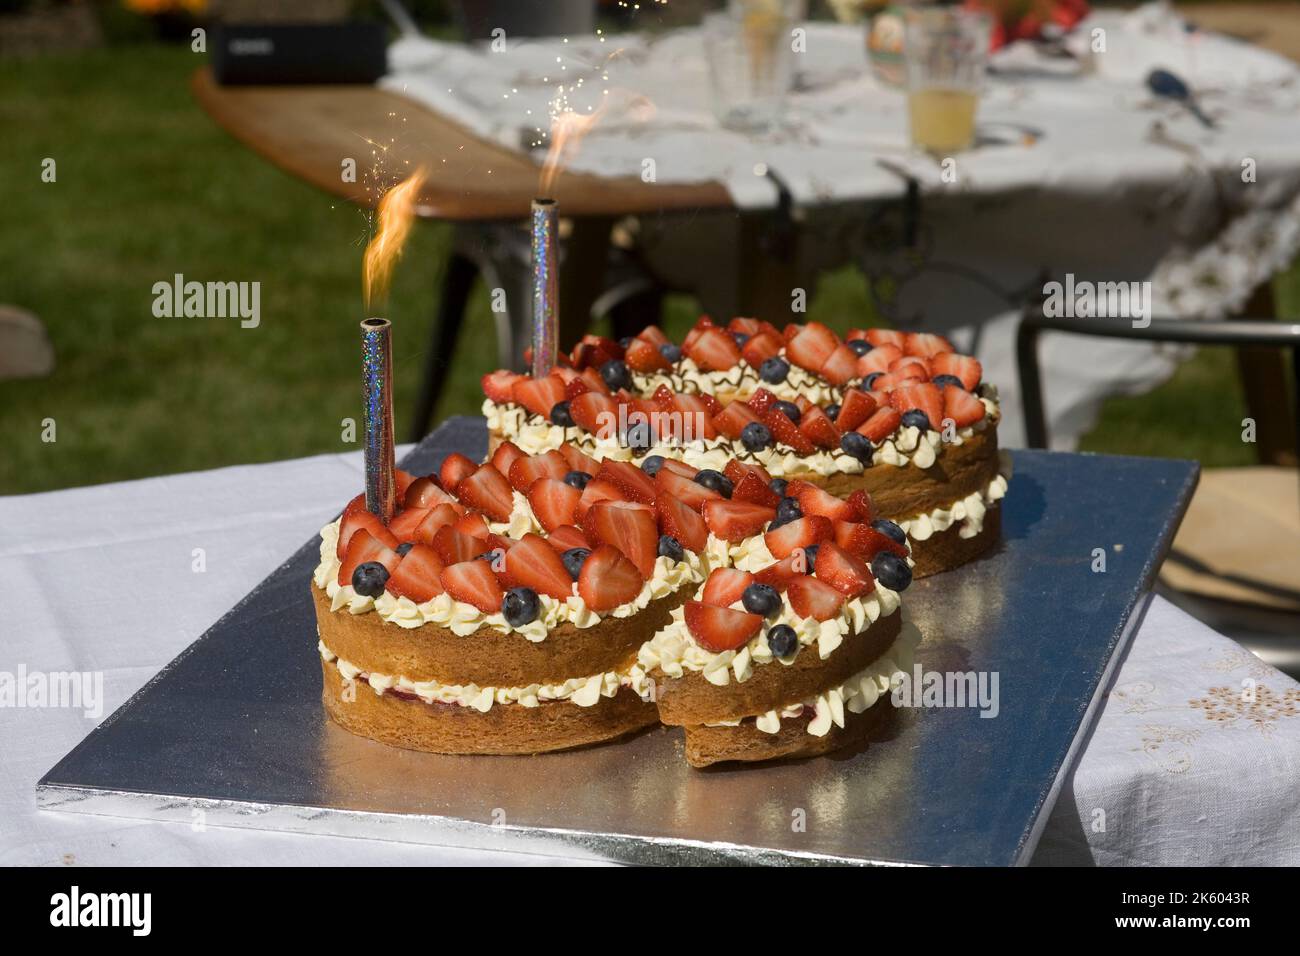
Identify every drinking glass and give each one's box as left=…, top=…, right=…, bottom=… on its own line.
left=904, top=6, right=992, bottom=154
left=703, top=1, right=805, bottom=133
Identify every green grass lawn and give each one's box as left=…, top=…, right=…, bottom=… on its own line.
left=0, top=43, right=1291, bottom=494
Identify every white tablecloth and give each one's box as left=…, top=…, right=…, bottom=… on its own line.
left=383, top=5, right=1300, bottom=450
left=3, top=449, right=1298, bottom=866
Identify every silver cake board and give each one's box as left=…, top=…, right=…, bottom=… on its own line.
left=38, top=417, right=1198, bottom=866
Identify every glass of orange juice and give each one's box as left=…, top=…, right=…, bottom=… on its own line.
left=904, top=6, right=992, bottom=155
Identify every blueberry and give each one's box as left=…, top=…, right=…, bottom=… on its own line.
left=862, top=372, right=884, bottom=390
left=933, top=373, right=964, bottom=390
left=694, top=469, right=733, bottom=498
left=742, top=583, right=781, bottom=617
left=775, top=496, right=802, bottom=524
left=618, top=336, right=634, bottom=349
left=759, top=357, right=790, bottom=384
left=768, top=477, right=788, bottom=498
left=550, top=400, right=574, bottom=427
left=840, top=431, right=874, bottom=463
left=872, top=518, right=907, bottom=544
left=773, top=400, right=801, bottom=423
left=600, top=359, right=632, bottom=391
left=561, top=547, right=591, bottom=580
left=396, top=541, right=414, bottom=557
left=623, top=416, right=652, bottom=453
left=657, top=535, right=684, bottom=562
left=563, top=470, right=591, bottom=490
left=502, top=587, right=541, bottom=626
left=659, top=343, right=682, bottom=363
left=847, top=339, right=873, bottom=357
left=766, top=624, right=798, bottom=657
left=351, top=561, right=389, bottom=597
left=740, top=421, right=773, bottom=452
left=824, top=403, right=841, bottom=422
left=732, top=331, right=750, bottom=348
left=872, top=551, right=912, bottom=592
left=640, top=454, right=666, bottom=477
left=802, top=543, right=820, bottom=572
left=901, top=409, right=932, bottom=431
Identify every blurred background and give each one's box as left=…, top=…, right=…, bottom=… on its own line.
left=2, top=0, right=1297, bottom=664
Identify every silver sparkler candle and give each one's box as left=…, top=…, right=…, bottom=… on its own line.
left=360, top=317, right=396, bottom=523
left=530, top=198, right=559, bottom=378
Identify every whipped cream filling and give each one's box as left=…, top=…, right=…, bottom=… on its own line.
left=314, top=519, right=709, bottom=640
left=319, top=639, right=649, bottom=712
left=632, top=576, right=902, bottom=690
left=898, top=456, right=1012, bottom=542
left=702, top=619, right=921, bottom=737
left=482, top=387, right=999, bottom=477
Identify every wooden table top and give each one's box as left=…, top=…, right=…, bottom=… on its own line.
left=190, top=67, right=733, bottom=221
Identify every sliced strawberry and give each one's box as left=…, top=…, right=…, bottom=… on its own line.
left=481, top=369, right=524, bottom=404
left=723, top=459, right=771, bottom=488
left=786, top=322, right=839, bottom=372
left=905, top=332, right=954, bottom=359
left=507, top=450, right=568, bottom=494
left=490, top=440, right=525, bottom=478
left=798, top=406, right=841, bottom=449
left=338, top=529, right=401, bottom=588
left=890, top=355, right=931, bottom=378
left=504, top=533, right=575, bottom=599
left=654, top=467, right=720, bottom=512
left=865, top=328, right=908, bottom=348
left=558, top=442, right=599, bottom=475
left=338, top=509, right=400, bottom=558
left=455, top=464, right=514, bottom=522
left=787, top=576, right=845, bottom=622
left=574, top=477, right=626, bottom=526
left=388, top=507, right=431, bottom=542
left=569, top=390, right=619, bottom=438
left=683, top=601, right=762, bottom=653
left=660, top=458, right=699, bottom=479
left=792, top=395, right=815, bottom=415
left=856, top=343, right=903, bottom=377
left=834, top=389, right=876, bottom=432
left=814, top=542, right=875, bottom=598
left=546, top=524, right=589, bottom=553
left=636, top=324, right=671, bottom=347
left=702, top=499, right=776, bottom=542
left=754, top=554, right=805, bottom=591
left=728, top=317, right=762, bottom=336
left=564, top=376, right=592, bottom=402
left=685, top=327, right=742, bottom=371
left=579, top=365, right=609, bottom=394
left=440, top=559, right=504, bottom=613
left=387, top=544, right=446, bottom=603
left=651, top=383, right=677, bottom=414
left=669, top=392, right=719, bottom=441
left=438, top=453, right=477, bottom=495
left=730, top=468, right=780, bottom=507
left=585, top=501, right=659, bottom=577
left=432, top=525, right=484, bottom=566
left=943, top=385, right=986, bottom=428
left=741, top=330, right=782, bottom=367
left=702, top=567, right=755, bottom=608
left=857, top=406, right=902, bottom=442
left=712, top=401, right=762, bottom=440
left=625, top=336, right=671, bottom=372
left=578, top=544, right=645, bottom=611
left=511, top=374, right=566, bottom=419
left=761, top=406, right=816, bottom=454
left=931, top=352, right=982, bottom=391
left=783, top=322, right=801, bottom=342
left=394, top=470, right=417, bottom=501
left=549, top=365, right=579, bottom=385
left=454, top=512, right=488, bottom=541
left=889, top=383, right=944, bottom=431
left=341, top=492, right=367, bottom=522
left=835, top=521, right=908, bottom=560
left=594, top=459, right=656, bottom=504
left=763, top=514, right=833, bottom=559
left=528, top=477, right=582, bottom=532
left=404, top=476, right=461, bottom=512
left=411, top=503, right=461, bottom=545
left=681, top=315, right=715, bottom=352
left=655, top=493, right=709, bottom=552
left=787, top=480, right=857, bottom=521
left=819, top=344, right=860, bottom=386
left=847, top=489, right=877, bottom=523
left=747, top=387, right=779, bottom=415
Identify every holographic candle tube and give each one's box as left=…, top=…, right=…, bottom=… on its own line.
left=360, top=317, right=396, bottom=524
left=530, top=198, right=560, bottom=379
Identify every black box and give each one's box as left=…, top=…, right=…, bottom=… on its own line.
left=211, top=22, right=388, bottom=86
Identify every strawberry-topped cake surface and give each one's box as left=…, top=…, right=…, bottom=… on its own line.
left=480, top=318, right=1010, bottom=578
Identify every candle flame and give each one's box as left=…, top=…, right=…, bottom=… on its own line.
left=363, top=167, right=427, bottom=310
left=539, top=108, right=604, bottom=199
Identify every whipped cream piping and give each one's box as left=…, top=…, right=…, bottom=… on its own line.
left=897, top=456, right=1012, bottom=542
left=701, top=619, right=922, bottom=737
left=314, top=519, right=709, bottom=640
left=319, top=640, right=650, bottom=712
